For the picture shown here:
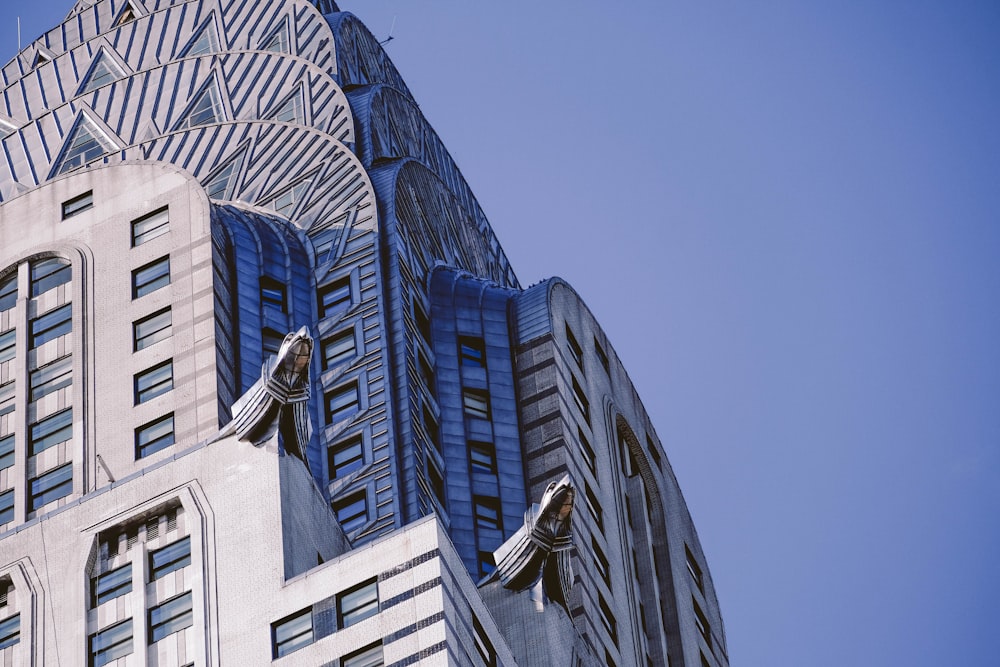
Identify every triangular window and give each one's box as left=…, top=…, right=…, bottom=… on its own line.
left=269, top=87, right=304, bottom=124
left=179, top=16, right=220, bottom=58
left=52, top=115, right=117, bottom=175
left=204, top=146, right=247, bottom=200
left=77, top=50, right=126, bottom=95
left=269, top=179, right=311, bottom=217
left=174, top=79, right=224, bottom=130
left=113, top=2, right=138, bottom=27
left=260, top=20, right=290, bottom=54
left=32, top=49, right=52, bottom=69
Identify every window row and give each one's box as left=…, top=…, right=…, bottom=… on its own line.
left=272, top=579, right=379, bottom=658
left=88, top=590, right=193, bottom=666
left=565, top=322, right=611, bottom=376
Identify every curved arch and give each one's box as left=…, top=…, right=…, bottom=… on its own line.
left=325, top=12, right=412, bottom=96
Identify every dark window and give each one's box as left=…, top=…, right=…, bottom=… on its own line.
left=565, top=324, right=584, bottom=369
left=148, top=591, right=193, bottom=643
left=0, top=329, right=13, bottom=363
left=428, top=460, right=446, bottom=507
left=0, top=275, right=16, bottom=312
left=462, top=388, right=490, bottom=420
left=692, top=596, right=711, bottom=648
left=260, top=276, right=287, bottom=312
left=578, top=427, right=596, bottom=475
left=478, top=551, right=496, bottom=578
left=342, top=641, right=384, bottom=667
left=423, top=405, right=440, bottom=451
left=30, top=303, right=72, bottom=347
left=134, top=360, right=173, bottom=404
left=473, top=496, right=502, bottom=531
left=135, top=413, right=174, bottom=458
left=646, top=434, right=663, bottom=469
left=132, top=256, right=170, bottom=298
left=0, top=434, right=13, bottom=471
left=585, top=483, right=604, bottom=532
left=29, top=408, right=73, bottom=455
left=326, top=381, right=359, bottom=423
left=131, top=207, right=169, bottom=246
left=338, top=578, right=378, bottom=628
left=0, top=490, right=13, bottom=524
left=469, top=441, right=497, bottom=474
left=88, top=618, right=131, bottom=666
left=149, top=536, right=191, bottom=580
left=133, top=308, right=171, bottom=351
left=262, top=327, right=284, bottom=356
left=605, top=648, right=617, bottom=667
left=686, top=544, right=704, bottom=593
left=593, top=537, right=611, bottom=587
left=333, top=491, right=367, bottom=532
left=459, top=336, right=485, bottom=368
left=28, top=462, right=73, bottom=511
left=319, top=277, right=351, bottom=317
left=92, top=564, right=131, bottom=607
left=272, top=607, right=313, bottom=658
left=0, top=613, right=17, bottom=649
left=61, top=190, right=93, bottom=219
left=29, top=356, right=72, bottom=401
left=572, top=375, right=590, bottom=424
left=413, top=303, right=431, bottom=346
left=599, top=592, right=618, bottom=645
left=594, top=336, right=610, bottom=374
left=701, top=652, right=713, bottom=667
left=322, top=329, right=356, bottom=369
left=30, top=257, right=71, bottom=296
left=472, top=614, right=497, bottom=666
left=329, top=436, right=364, bottom=478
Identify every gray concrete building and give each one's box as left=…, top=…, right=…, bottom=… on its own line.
left=0, top=1, right=728, bottom=665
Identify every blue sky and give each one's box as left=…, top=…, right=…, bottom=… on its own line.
left=5, top=2, right=1000, bottom=665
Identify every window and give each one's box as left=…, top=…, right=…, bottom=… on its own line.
left=0, top=329, right=13, bottom=363
left=472, top=615, right=497, bottom=666
left=260, top=276, right=287, bottom=312
left=572, top=375, right=590, bottom=424
left=133, top=308, right=171, bottom=351
left=328, top=436, right=364, bottom=478
left=179, top=19, right=219, bottom=57
left=701, top=652, right=713, bottom=667
left=28, top=462, right=73, bottom=511
left=135, top=413, right=174, bottom=458
left=585, top=483, right=603, bottom=532
left=459, top=336, right=485, bottom=368
left=0, top=490, right=13, bottom=524
left=333, top=491, right=367, bottom=532
left=478, top=551, right=496, bottom=578
left=29, top=356, right=72, bottom=401
left=413, top=303, right=431, bottom=347
left=578, top=427, right=596, bottom=475
left=322, top=330, right=356, bottom=369
left=646, top=434, right=663, bottom=469
left=134, top=360, right=173, bottom=404
left=0, top=613, right=17, bottom=649
left=593, top=537, right=611, bottom=587
left=30, top=303, right=72, bottom=347
left=88, top=620, right=132, bottom=666
left=272, top=607, right=313, bottom=658
left=272, top=90, right=304, bottom=124
left=598, top=593, right=618, bottom=644
left=29, top=408, right=73, bottom=455
left=0, top=434, right=13, bottom=471
left=92, top=564, right=131, bottom=607
left=30, top=257, right=71, bottom=295
left=595, top=336, right=610, bottom=374
left=130, top=207, right=169, bottom=246
left=692, top=596, right=711, bottom=648
left=422, top=405, right=440, bottom=451
left=342, top=641, right=384, bottom=667
left=61, top=190, right=93, bottom=219
left=149, top=536, right=191, bottom=580
left=132, top=256, right=170, bottom=298
left=469, top=441, right=497, bottom=474
left=473, top=496, right=502, bottom=531
left=262, top=328, right=284, bottom=356
left=326, top=381, right=359, bottom=422
left=319, top=277, right=351, bottom=317
left=685, top=545, right=704, bottom=593
left=462, top=388, right=490, bottom=419
left=175, top=82, right=223, bottom=129
left=428, top=460, right=446, bottom=507
left=148, top=591, right=193, bottom=643
left=338, top=579, right=378, bottom=628
left=565, top=324, right=584, bottom=369
left=54, top=117, right=113, bottom=175
left=0, top=275, right=14, bottom=312
left=79, top=50, right=124, bottom=94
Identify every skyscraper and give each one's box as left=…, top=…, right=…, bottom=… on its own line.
left=0, top=1, right=728, bottom=665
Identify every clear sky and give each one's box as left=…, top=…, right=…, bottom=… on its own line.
left=5, top=2, right=1000, bottom=665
